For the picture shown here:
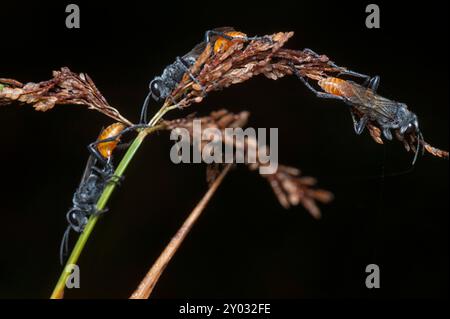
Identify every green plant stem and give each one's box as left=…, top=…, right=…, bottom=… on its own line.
left=50, top=103, right=173, bottom=299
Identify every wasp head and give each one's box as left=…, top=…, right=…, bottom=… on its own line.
left=67, top=209, right=88, bottom=233
left=398, top=104, right=419, bottom=135
left=149, top=77, right=170, bottom=101
left=396, top=104, right=423, bottom=165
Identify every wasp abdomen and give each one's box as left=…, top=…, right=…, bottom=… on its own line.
left=213, top=31, right=247, bottom=53
left=318, top=77, right=354, bottom=98
left=96, top=122, right=126, bottom=159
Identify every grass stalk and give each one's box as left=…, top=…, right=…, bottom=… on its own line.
left=130, top=163, right=233, bottom=299
left=50, top=103, right=173, bottom=299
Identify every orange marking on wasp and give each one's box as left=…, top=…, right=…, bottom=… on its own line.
left=317, top=77, right=356, bottom=98
left=96, top=122, right=126, bottom=159
left=213, top=31, right=247, bottom=53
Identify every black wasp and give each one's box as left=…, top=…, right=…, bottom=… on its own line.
left=291, top=50, right=422, bottom=164
left=59, top=122, right=147, bottom=264
left=140, top=27, right=270, bottom=123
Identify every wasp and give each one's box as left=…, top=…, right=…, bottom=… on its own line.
left=140, top=27, right=270, bottom=123
left=292, top=65, right=423, bottom=164
left=59, top=122, right=148, bottom=264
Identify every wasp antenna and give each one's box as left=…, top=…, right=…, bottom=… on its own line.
left=412, top=132, right=423, bottom=166
left=59, top=226, right=72, bottom=266
left=420, top=132, right=426, bottom=156
left=412, top=147, right=419, bottom=166
left=140, top=92, right=152, bottom=124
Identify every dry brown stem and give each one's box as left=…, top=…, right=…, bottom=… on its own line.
left=166, top=31, right=342, bottom=109
left=0, top=67, right=132, bottom=125
left=161, top=29, right=447, bottom=160
left=130, top=163, right=233, bottom=299
left=351, top=108, right=449, bottom=159
left=164, top=109, right=333, bottom=218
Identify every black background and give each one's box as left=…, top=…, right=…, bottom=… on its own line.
left=0, top=1, right=448, bottom=299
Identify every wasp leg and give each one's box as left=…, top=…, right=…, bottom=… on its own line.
left=91, top=162, right=124, bottom=186
left=303, top=48, right=371, bottom=81
left=291, top=64, right=346, bottom=101
left=349, top=110, right=360, bottom=134
left=82, top=203, right=109, bottom=218
left=352, top=114, right=369, bottom=135
left=107, top=174, right=125, bottom=186
left=93, top=207, right=109, bottom=216
left=204, top=30, right=272, bottom=45
left=303, top=48, right=323, bottom=58
left=91, top=165, right=113, bottom=179
left=82, top=200, right=108, bottom=217
left=366, top=75, right=380, bottom=92
left=176, top=56, right=200, bottom=85
left=88, top=143, right=108, bottom=165
left=89, top=123, right=149, bottom=160
left=382, top=128, right=393, bottom=140
left=99, top=124, right=149, bottom=144
left=101, top=124, right=149, bottom=144
left=175, top=56, right=207, bottom=96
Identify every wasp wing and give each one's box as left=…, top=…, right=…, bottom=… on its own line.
left=79, top=155, right=97, bottom=186
left=211, top=26, right=236, bottom=32
left=347, top=83, right=398, bottom=121
left=182, top=41, right=207, bottom=61
left=78, top=126, right=106, bottom=185
left=368, top=95, right=400, bottom=120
